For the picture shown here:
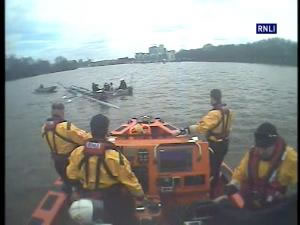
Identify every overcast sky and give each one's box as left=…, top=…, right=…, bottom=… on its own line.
left=5, top=0, right=297, bottom=62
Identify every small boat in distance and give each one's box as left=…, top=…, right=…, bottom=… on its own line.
left=34, top=85, right=57, bottom=93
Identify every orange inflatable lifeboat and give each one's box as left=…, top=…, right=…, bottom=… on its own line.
left=28, top=116, right=233, bottom=225
left=27, top=178, right=68, bottom=225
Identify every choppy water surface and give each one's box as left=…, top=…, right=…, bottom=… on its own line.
left=5, top=62, right=297, bottom=225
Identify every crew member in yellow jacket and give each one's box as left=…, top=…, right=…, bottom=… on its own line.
left=228, top=122, right=297, bottom=209
left=66, top=114, right=144, bottom=225
left=41, top=103, right=91, bottom=192
left=178, top=89, right=234, bottom=196
left=212, top=123, right=297, bottom=225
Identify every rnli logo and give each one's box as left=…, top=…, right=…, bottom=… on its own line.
left=86, top=142, right=101, bottom=149
left=256, top=23, right=277, bottom=34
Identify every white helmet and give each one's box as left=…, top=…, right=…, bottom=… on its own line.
left=69, top=199, right=106, bottom=225
left=120, top=78, right=124, bottom=81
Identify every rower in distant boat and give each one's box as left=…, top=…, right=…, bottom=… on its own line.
left=92, top=82, right=100, bottom=92
left=110, top=82, right=114, bottom=91
left=118, top=79, right=127, bottom=90
left=103, top=82, right=110, bottom=91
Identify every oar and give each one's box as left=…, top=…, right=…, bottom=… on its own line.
left=70, top=85, right=94, bottom=96
left=82, top=95, right=120, bottom=109
left=71, top=85, right=91, bottom=92
left=57, top=83, right=79, bottom=99
left=59, top=83, right=120, bottom=109
left=56, top=82, right=68, bottom=89
left=57, top=82, right=76, bottom=94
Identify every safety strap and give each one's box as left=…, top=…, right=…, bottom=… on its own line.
left=45, top=132, right=56, bottom=153
left=42, top=122, right=59, bottom=154
left=84, top=156, right=90, bottom=185
left=78, top=155, right=118, bottom=188
left=95, top=157, right=101, bottom=189
left=78, top=141, right=122, bottom=189
left=52, top=128, right=58, bottom=154
left=67, top=121, right=71, bottom=130
left=119, top=150, right=124, bottom=166
left=221, top=109, right=230, bottom=138
left=207, top=107, right=230, bottom=140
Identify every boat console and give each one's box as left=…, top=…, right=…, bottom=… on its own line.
left=108, top=116, right=217, bottom=224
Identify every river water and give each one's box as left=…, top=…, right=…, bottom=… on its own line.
left=5, top=62, right=297, bottom=225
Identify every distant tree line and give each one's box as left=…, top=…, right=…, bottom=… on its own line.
left=175, top=38, right=297, bottom=66
left=5, top=56, right=92, bottom=81
left=5, top=38, right=297, bottom=81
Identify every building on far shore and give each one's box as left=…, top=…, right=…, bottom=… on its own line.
left=88, top=57, right=134, bottom=67
left=166, top=50, right=176, bottom=61
left=135, top=44, right=176, bottom=63
left=87, top=45, right=175, bottom=67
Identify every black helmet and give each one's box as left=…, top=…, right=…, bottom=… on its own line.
left=254, top=122, right=278, bottom=148
left=90, top=114, right=109, bottom=138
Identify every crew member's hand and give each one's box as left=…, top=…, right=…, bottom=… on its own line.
left=175, top=127, right=190, bottom=136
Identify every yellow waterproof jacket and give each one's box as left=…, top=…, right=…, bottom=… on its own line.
left=189, top=107, right=234, bottom=142
left=232, top=146, right=297, bottom=188
left=66, top=146, right=144, bottom=197
left=42, top=120, right=91, bottom=155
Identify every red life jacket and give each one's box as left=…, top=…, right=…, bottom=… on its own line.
left=242, top=137, right=287, bottom=207
left=206, top=104, right=231, bottom=141
left=78, top=140, right=124, bottom=190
